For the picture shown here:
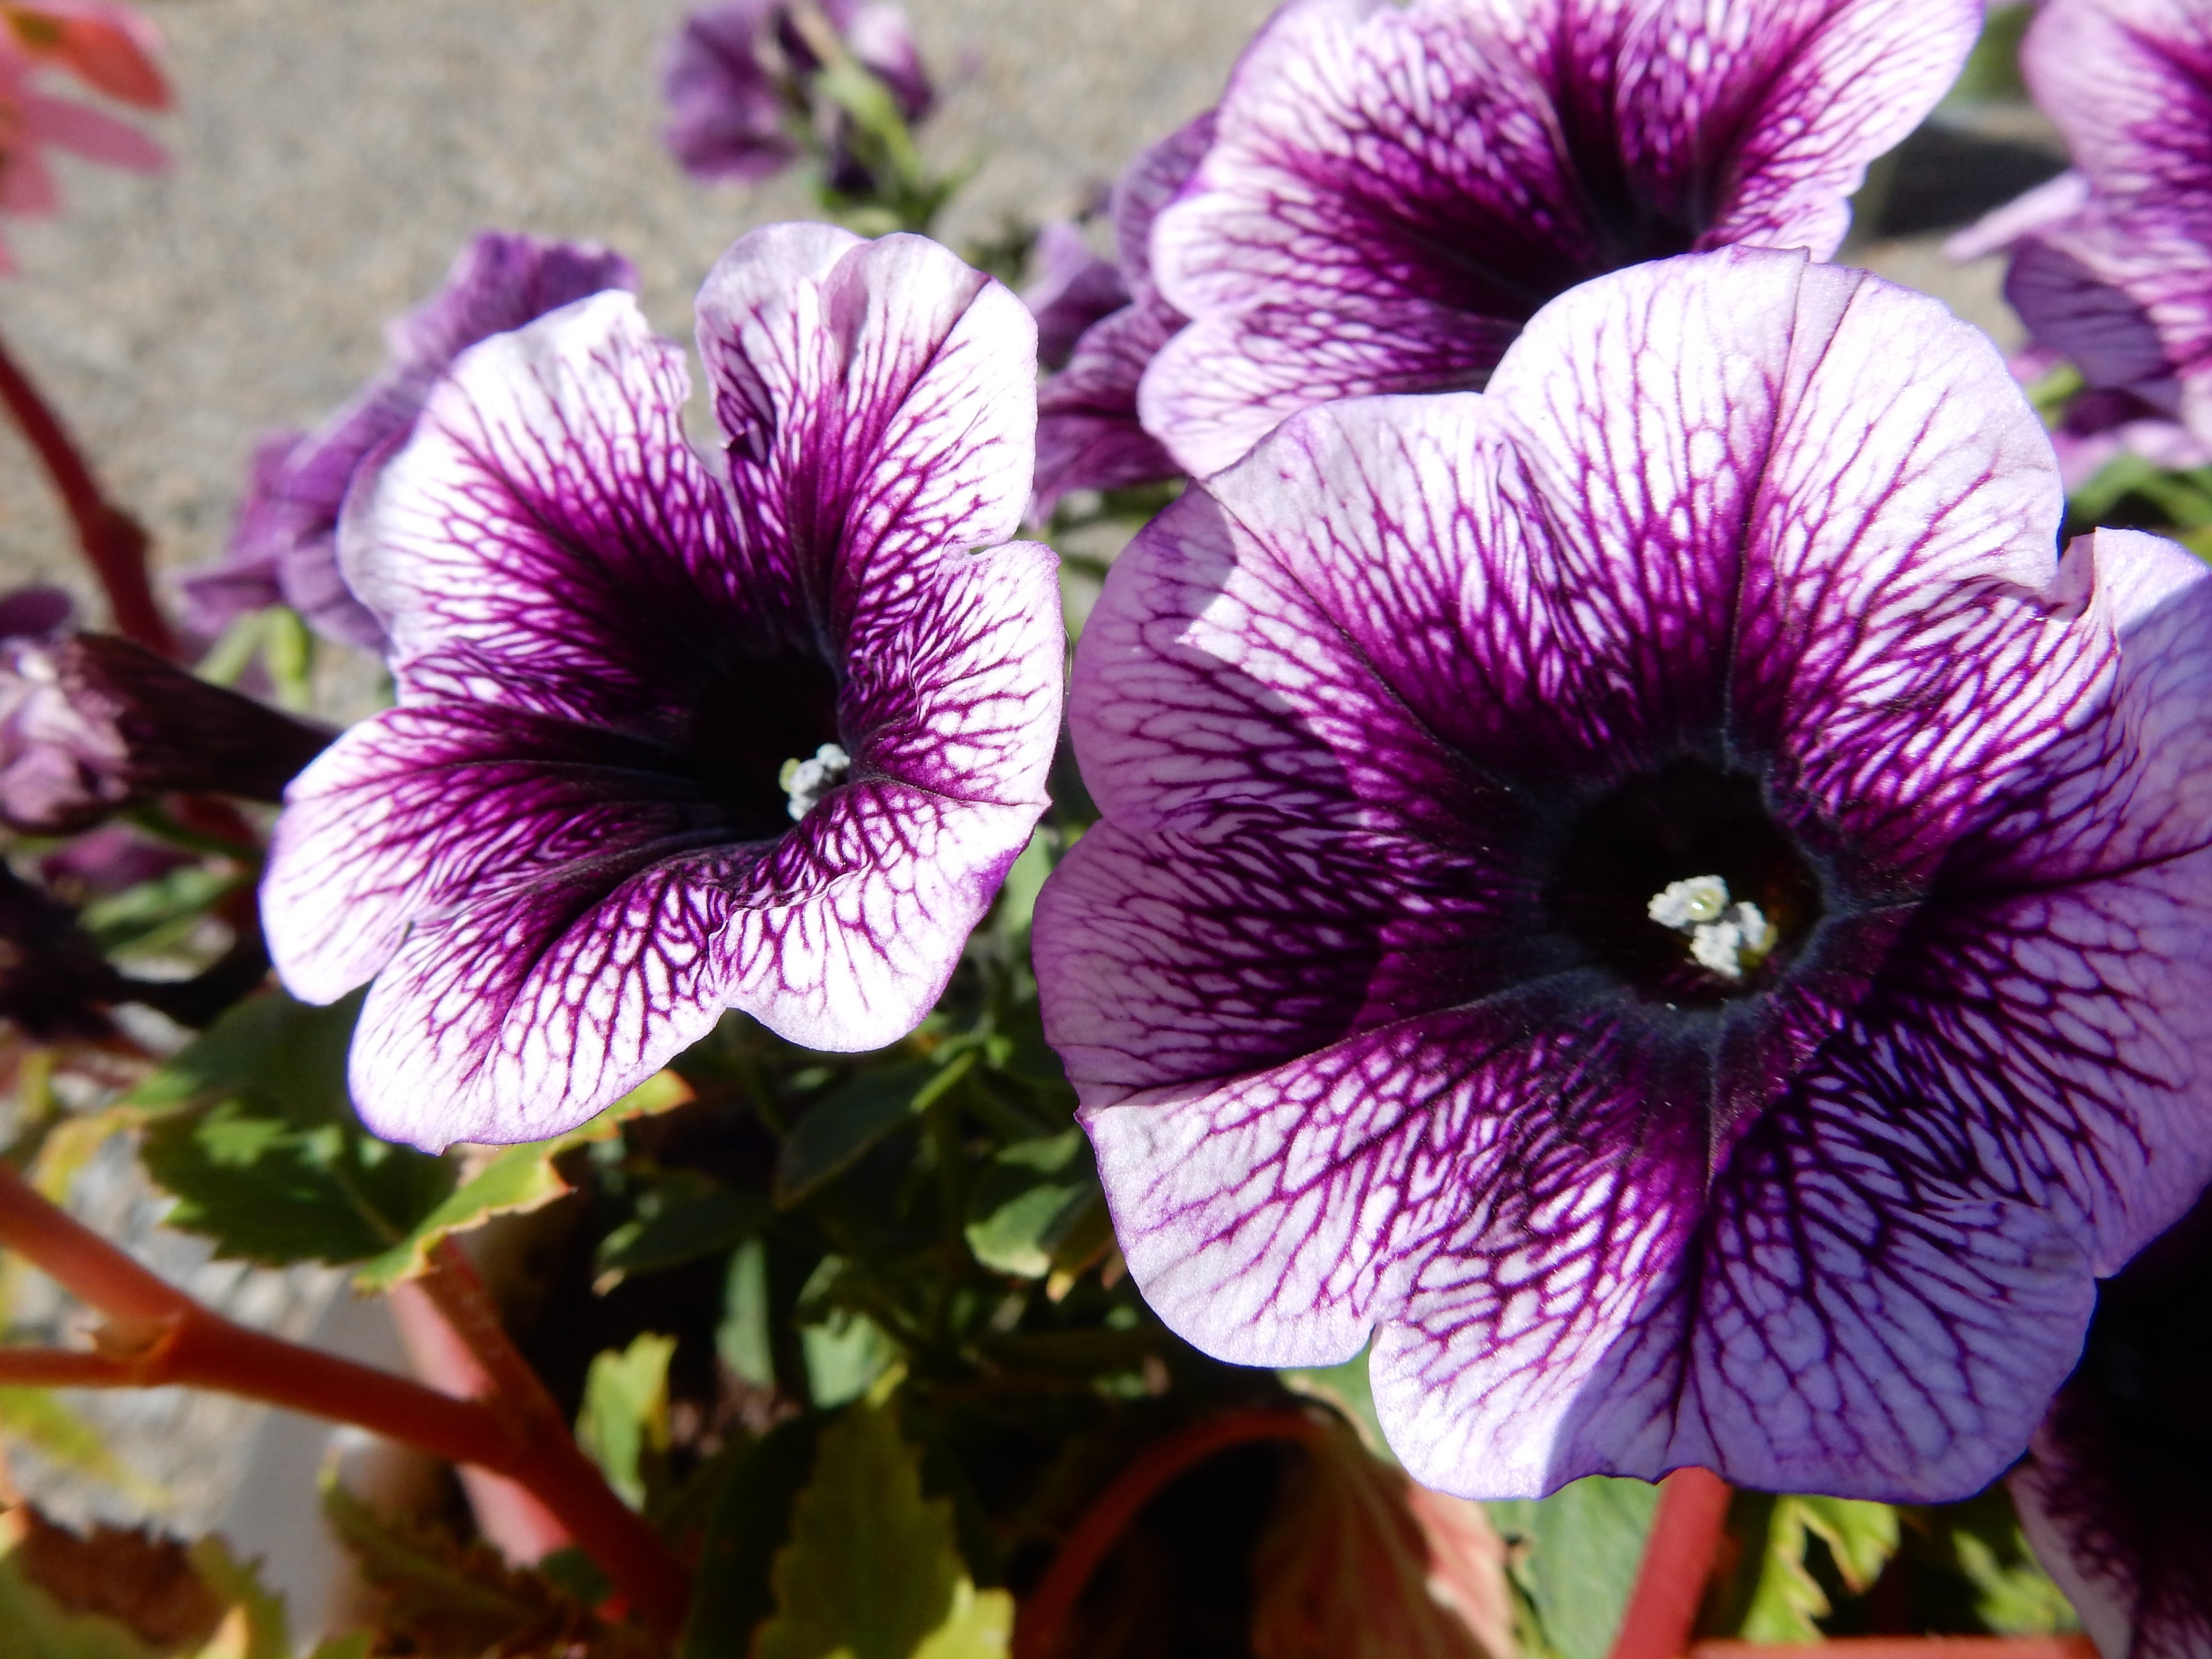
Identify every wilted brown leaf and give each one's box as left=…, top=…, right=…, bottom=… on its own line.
left=1250, top=1419, right=1512, bottom=1659
left=1, top=1504, right=226, bottom=1653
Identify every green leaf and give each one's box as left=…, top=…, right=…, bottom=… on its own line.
left=1486, top=1476, right=1660, bottom=1659
left=1728, top=1492, right=1902, bottom=1642
left=186, top=1538, right=291, bottom=1659
left=718, top=1237, right=776, bottom=1389
left=597, top=1183, right=770, bottom=1285
left=991, top=830, right=1055, bottom=940
left=576, top=1332, right=677, bottom=1511
left=135, top=990, right=457, bottom=1267
left=962, top=1129, right=1102, bottom=1279
left=681, top=1415, right=829, bottom=1659
left=802, top=1306, right=897, bottom=1410
left=302, top=1637, right=374, bottom=1659
left=80, top=866, right=247, bottom=957
left=776, top=1060, right=962, bottom=1206
left=1797, top=1495, right=1899, bottom=1592
left=351, top=1069, right=693, bottom=1291
left=753, top=1398, right=1010, bottom=1659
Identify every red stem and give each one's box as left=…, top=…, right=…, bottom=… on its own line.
left=1012, top=1407, right=1325, bottom=1659
left=0, top=325, right=177, bottom=656
left=0, top=1163, right=690, bottom=1638
left=1691, top=1643, right=2096, bottom=1659
left=1607, top=1467, right=1735, bottom=1659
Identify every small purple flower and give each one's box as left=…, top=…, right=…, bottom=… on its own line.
left=1138, top=0, right=1982, bottom=477
left=1022, top=220, right=1129, bottom=372
left=1035, top=248, right=2212, bottom=1501
left=2011, top=1192, right=2212, bottom=1659
left=1030, top=112, right=1214, bottom=521
left=660, top=0, right=933, bottom=188
left=181, top=232, right=638, bottom=652
left=1958, top=0, right=2212, bottom=446
left=0, top=629, right=331, bottom=834
left=261, top=226, right=1062, bottom=1152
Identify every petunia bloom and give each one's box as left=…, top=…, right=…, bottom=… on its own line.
left=1029, top=112, right=1213, bottom=521
left=1035, top=248, right=2212, bottom=1501
left=660, top=0, right=933, bottom=190
left=1139, top=0, right=1982, bottom=477
left=2009, top=1189, right=2212, bottom=1659
left=0, top=0, right=167, bottom=273
left=1956, top=0, right=2212, bottom=449
left=262, top=226, right=1062, bottom=1151
left=180, top=232, right=638, bottom=651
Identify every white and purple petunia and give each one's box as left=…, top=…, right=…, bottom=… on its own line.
left=2009, top=1191, right=2212, bottom=1659
left=261, top=226, right=1062, bottom=1151
left=1138, top=0, right=1982, bottom=478
left=1958, top=0, right=2212, bottom=453
left=1035, top=247, right=2212, bottom=1502
left=1029, top=113, right=1214, bottom=521
left=182, top=231, right=638, bottom=652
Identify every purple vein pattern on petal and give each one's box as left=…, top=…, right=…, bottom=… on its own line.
left=265, top=242, right=1061, bottom=1151
left=1141, top=0, right=1980, bottom=476
left=1037, top=246, right=2212, bottom=1501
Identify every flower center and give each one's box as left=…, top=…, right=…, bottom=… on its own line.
left=1545, top=759, right=1821, bottom=1004
left=684, top=650, right=842, bottom=840
left=780, top=743, right=851, bottom=820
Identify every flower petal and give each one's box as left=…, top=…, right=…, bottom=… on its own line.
left=2022, top=0, right=2212, bottom=202
left=696, top=224, right=1037, bottom=626
left=1033, top=295, right=1185, bottom=517
left=263, top=701, right=725, bottom=1007
left=1144, top=0, right=1973, bottom=472
left=340, top=289, right=765, bottom=733
left=1604, top=0, right=1980, bottom=257
left=343, top=774, right=1042, bottom=1147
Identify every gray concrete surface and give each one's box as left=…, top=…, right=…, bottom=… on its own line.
left=0, top=0, right=1276, bottom=601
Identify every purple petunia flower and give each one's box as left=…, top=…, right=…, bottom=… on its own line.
left=660, top=0, right=933, bottom=189
left=1030, top=112, right=1214, bottom=521
left=1138, top=0, right=1982, bottom=478
left=260, top=226, right=1062, bottom=1152
left=1021, top=219, right=1129, bottom=373
left=1034, top=247, right=2212, bottom=1501
left=181, top=232, right=638, bottom=652
left=2009, top=1190, right=2212, bottom=1659
left=1957, top=0, right=2212, bottom=449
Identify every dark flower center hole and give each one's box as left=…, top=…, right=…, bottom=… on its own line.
left=684, top=649, right=842, bottom=841
left=1545, top=759, right=1822, bottom=1005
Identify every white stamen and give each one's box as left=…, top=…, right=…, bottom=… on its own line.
left=780, top=742, right=851, bottom=820
left=1648, top=877, right=1778, bottom=981
left=1647, top=875, right=1729, bottom=930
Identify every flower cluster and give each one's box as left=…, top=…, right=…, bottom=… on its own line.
left=19, top=0, right=2212, bottom=1650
